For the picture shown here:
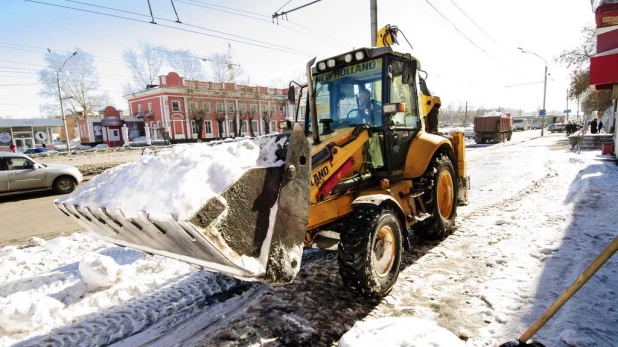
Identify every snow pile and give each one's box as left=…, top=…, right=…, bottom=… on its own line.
left=75, top=144, right=92, bottom=150
left=338, top=317, right=465, bottom=347
left=482, top=110, right=503, bottom=117
left=57, top=136, right=287, bottom=220
left=79, top=253, right=120, bottom=290
left=0, top=293, right=65, bottom=333
left=130, top=136, right=147, bottom=142
left=0, top=233, right=195, bottom=345
left=93, top=144, right=109, bottom=149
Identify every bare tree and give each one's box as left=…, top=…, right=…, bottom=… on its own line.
left=214, top=112, right=226, bottom=138
left=184, top=86, right=207, bottom=141
left=166, top=48, right=206, bottom=81
left=556, top=25, right=612, bottom=113
left=38, top=48, right=109, bottom=119
left=261, top=108, right=273, bottom=135
left=241, top=111, right=256, bottom=137
left=208, top=53, right=244, bottom=83
left=122, top=40, right=165, bottom=93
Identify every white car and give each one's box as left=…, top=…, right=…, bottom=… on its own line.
left=0, top=152, right=83, bottom=196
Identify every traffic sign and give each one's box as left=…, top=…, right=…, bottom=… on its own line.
left=539, top=109, right=546, bottom=116
left=564, top=109, right=571, bottom=113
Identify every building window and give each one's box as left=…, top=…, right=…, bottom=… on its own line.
left=172, top=101, right=181, bottom=112
left=228, top=120, right=235, bottom=135
left=191, top=120, right=198, bottom=134
left=189, top=102, right=198, bottom=113
left=241, top=121, right=248, bottom=133
left=216, top=102, right=224, bottom=112
left=251, top=120, right=258, bottom=133
left=203, top=102, right=211, bottom=112
left=148, top=102, right=153, bottom=114
left=138, top=104, right=143, bottom=113
left=227, top=103, right=235, bottom=113
left=279, top=105, right=285, bottom=114
left=157, top=121, right=161, bottom=128
left=240, top=104, right=247, bottom=112
left=204, top=120, right=212, bottom=134
left=270, top=120, right=277, bottom=133
left=250, top=104, right=257, bottom=113
left=150, top=121, right=155, bottom=128
left=270, top=105, right=276, bottom=114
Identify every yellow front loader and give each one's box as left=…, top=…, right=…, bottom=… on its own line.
left=56, top=27, right=470, bottom=297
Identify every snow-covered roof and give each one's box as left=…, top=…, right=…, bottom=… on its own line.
left=592, top=0, right=618, bottom=11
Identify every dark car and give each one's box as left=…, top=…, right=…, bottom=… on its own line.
left=23, top=147, right=51, bottom=154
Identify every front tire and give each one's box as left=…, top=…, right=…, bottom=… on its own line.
left=338, top=205, right=403, bottom=297
left=53, top=176, right=76, bottom=194
left=415, top=153, right=457, bottom=240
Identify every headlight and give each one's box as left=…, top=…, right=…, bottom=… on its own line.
left=355, top=51, right=365, bottom=60
left=344, top=54, right=353, bottom=62
left=326, top=59, right=336, bottom=68
left=318, top=62, right=326, bottom=71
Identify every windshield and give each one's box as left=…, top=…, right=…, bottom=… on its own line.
left=311, top=58, right=383, bottom=134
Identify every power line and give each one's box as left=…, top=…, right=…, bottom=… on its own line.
left=275, top=0, right=293, bottom=14
left=24, top=0, right=314, bottom=57
left=0, top=60, right=45, bottom=67
left=179, top=0, right=270, bottom=18
left=176, top=0, right=270, bottom=22
left=65, top=0, right=312, bottom=55
left=422, top=0, right=489, bottom=55
left=0, top=83, right=43, bottom=87
left=447, top=0, right=506, bottom=49
left=505, top=81, right=545, bottom=88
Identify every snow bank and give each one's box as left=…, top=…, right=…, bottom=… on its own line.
left=482, top=110, right=503, bottom=117
left=79, top=253, right=120, bottom=290
left=0, top=233, right=195, bottom=346
left=338, top=316, right=465, bottom=347
left=94, top=144, right=109, bottom=149
left=57, top=136, right=287, bottom=220
left=130, top=136, right=147, bottom=142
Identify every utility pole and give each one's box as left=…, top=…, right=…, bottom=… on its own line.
left=464, top=101, right=468, bottom=126
left=370, top=0, right=377, bottom=47
left=519, top=47, right=548, bottom=136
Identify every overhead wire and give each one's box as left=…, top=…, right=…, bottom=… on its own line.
left=176, top=0, right=271, bottom=22
left=447, top=0, right=507, bottom=50
left=65, top=0, right=313, bottom=55
left=177, top=0, right=270, bottom=18
left=24, top=0, right=315, bottom=56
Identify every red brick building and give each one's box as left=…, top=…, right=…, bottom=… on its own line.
left=126, top=72, right=290, bottom=141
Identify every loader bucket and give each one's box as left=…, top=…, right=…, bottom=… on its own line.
left=55, top=124, right=311, bottom=285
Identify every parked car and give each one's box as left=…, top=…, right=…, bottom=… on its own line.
left=547, top=123, right=567, bottom=133
left=23, top=147, right=54, bottom=154
left=0, top=152, right=83, bottom=196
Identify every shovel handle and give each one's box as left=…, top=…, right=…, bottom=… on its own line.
left=519, top=234, right=618, bottom=343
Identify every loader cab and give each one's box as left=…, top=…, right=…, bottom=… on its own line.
left=307, top=47, right=423, bottom=175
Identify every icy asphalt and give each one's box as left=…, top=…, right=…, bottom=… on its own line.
left=1, top=129, right=617, bottom=347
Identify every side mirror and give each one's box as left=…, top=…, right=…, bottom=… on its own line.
left=279, top=119, right=293, bottom=131
left=402, top=60, right=415, bottom=85
left=288, top=85, right=296, bottom=104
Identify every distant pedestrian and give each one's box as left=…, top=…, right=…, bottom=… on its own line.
left=590, top=118, right=598, bottom=134
left=9, top=143, right=16, bottom=153
left=598, top=120, right=604, bottom=133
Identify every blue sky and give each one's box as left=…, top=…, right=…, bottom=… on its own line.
left=0, top=0, right=594, bottom=118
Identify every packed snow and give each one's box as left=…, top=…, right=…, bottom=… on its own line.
left=57, top=136, right=287, bottom=220
left=338, top=316, right=465, bottom=346
left=1, top=130, right=617, bottom=347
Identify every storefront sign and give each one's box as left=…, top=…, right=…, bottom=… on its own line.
left=0, top=132, right=11, bottom=142
left=101, top=118, right=123, bottom=127
left=35, top=131, right=47, bottom=141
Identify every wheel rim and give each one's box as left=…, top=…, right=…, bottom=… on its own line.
left=58, top=180, right=72, bottom=192
left=437, top=170, right=454, bottom=220
left=373, top=225, right=396, bottom=276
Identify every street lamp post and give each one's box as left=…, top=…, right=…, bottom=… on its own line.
left=518, top=47, right=548, bottom=137
left=47, top=49, right=77, bottom=152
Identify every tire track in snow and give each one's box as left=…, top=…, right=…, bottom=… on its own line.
left=13, top=251, right=333, bottom=347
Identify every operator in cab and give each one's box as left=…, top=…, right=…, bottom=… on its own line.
left=357, top=87, right=381, bottom=126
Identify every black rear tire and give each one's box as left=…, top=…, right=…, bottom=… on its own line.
left=338, top=205, right=403, bottom=297
left=414, top=153, right=457, bottom=240
left=53, top=176, right=76, bottom=194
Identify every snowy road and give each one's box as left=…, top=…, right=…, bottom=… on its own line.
left=1, top=130, right=617, bottom=347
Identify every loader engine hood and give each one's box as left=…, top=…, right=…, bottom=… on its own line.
left=55, top=124, right=311, bottom=285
